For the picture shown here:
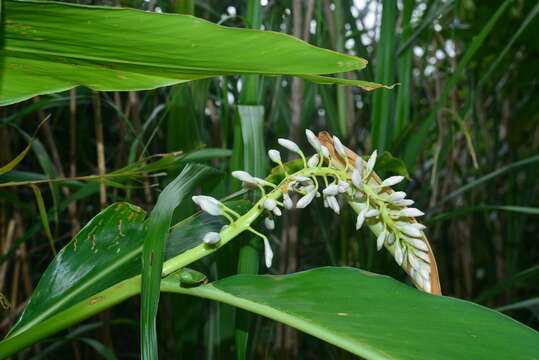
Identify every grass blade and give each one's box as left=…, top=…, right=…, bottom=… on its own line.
left=140, top=163, right=213, bottom=360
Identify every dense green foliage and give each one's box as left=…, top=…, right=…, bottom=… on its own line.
left=1, top=0, right=538, bottom=359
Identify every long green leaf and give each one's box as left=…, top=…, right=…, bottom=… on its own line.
left=163, top=267, right=539, bottom=360
left=0, top=0, right=384, bottom=106
left=140, top=163, right=213, bottom=360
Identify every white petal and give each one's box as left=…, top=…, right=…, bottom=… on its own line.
left=232, top=170, right=255, bottom=183
left=320, top=145, right=330, bottom=158
left=305, top=129, right=321, bottom=152
left=400, top=224, right=423, bottom=238
left=392, top=199, right=414, bottom=206
left=278, top=138, right=302, bottom=154
left=390, top=191, right=407, bottom=201
left=263, top=198, right=277, bottom=211
left=354, top=157, right=363, bottom=170
left=408, top=252, right=420, bottom=270
left=322, top=184, right=339, bottom=196
left=327, top=196, right=340, bottom=214
left=351, top=169, right=363, bottom=188
left=283, top=193, right=293, bottom=209
left=355, top=211, right=365, bottom=230
left=365, top=209, right=380, bottom=218
left=412, top=222, right=427, bottom=230
left=294, top=176, right=311, bottom=182
left=272, top=206, right=282, bottom=216
left=366, top=150, right=378, bottom=172
left=264, top=217, right=275, bottom=230
left=400, top=208, right=425, bottom=217
left=263, top=237, right=273, bottom=268
left=423, top=278, right=432, bottom=293
left=376, top=231, right=387, bottom=251
left=394, top=242, right=404, bottom=265
left=386, top=232, right=396, bottom=245
left=307, top=154, right=319, bottom=168
left=203, top=232, right=221, bottom=244
left=268, top=149, right=281, bottom=163
left=192, top=195, right=223, bottom=216
left=409, top=238, right=429, bottom=251
left=381, top=176, right=404, bottom=187
left=338, top=181, right=351, bottom=193
left=414, top=250, right=431, bottom=263
left=296, top=191, right=316, bottom=208
left=332, top=135, right=346, bottom=157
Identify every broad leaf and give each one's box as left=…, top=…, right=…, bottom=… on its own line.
left=7, top=202, right=147, bottom=337
left=163, top=267, right=539, bottom=360
left=1, top=0, right=391, bottom=106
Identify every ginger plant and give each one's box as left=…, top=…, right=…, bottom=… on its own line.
left=192, top=130, right=441, bottom=294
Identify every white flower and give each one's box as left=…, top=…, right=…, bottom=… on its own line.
left=366, top=150, right=377, bottom=173
left=386, top=232, right=396, bottom=245
left=232, top=170, right=255, bottom=184
left=390, top=191, right=407, bottom=201
left=422, top=277, right=431, bottom=293
left=268, top=149, right=281, bottom=163
left=307, top=154, right=319, bottom=168
left=322, top=184, right=339, bottom=196
left=355, top=209, right=366, bottom=230
left=263, top=199, right=277, bottom=211
left=408, top=252, right=420, bottom=270
left=338, top=181, right=351, bottom=193
left=351, top=169, right=362, bottom=189
left=278, top=138, right=302, bottom=154
left=376, top=230, right=387, bottom=251
left=264, top=217, right=275, bottom=230
left=414, top=250, right=430, bottom=263
left=354, top=157, right=363, bottom=170
left=192, top=195, right=223, bottom=216
left=326, top=196, right=340, bottom=214
left=263, top=237, right=273, bottom=268
left=300, top=184, right=315, bottom=193
left=365, top=209, right=380, bottom=218
left=305, top=129, right=321, bottom=152
left=399, top=224, right=422, bottom=238
left=413, top=223, right=427, bottom=230
left=392, top=199, right=414, bottom=206
left=273, top=206, right=282, bottom=216
left=394, top=241, right=404, bottom=265
left=283, top=193, right=293, bottom=209
left=203, top=232, right=221, bottom=245
left=407, top=238, right=429, bottom=251
left=332, top=135, right=346, bottom=157
left=400, top=208, right=425, bottom=217
left=381, top=176, right=404, bottom=187
left=296, top=191, right=316, bottom=208
left=320, top=145, right=330, bottom=158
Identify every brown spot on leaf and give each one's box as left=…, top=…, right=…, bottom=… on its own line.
left=90, top=296, right=104, bottom=305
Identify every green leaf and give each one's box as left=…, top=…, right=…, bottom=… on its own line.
left=162, top=267, right=539, bottom=360
left=140, top=163, right=214, bottom=360
left=1, top=0, right=380, bottom=106
left=1, top=199, right=251, bottom=357
left=7, top=202, right=147, bottom=338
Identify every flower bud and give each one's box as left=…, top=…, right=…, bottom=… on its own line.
left=203, top=232, right=221, bottom=245
left=399, top=224, right=422, bottom=238
left=283, top=193, right=293, bottom=209
left=320, top=145, right=330, bottom=158
left=278, top=138, right=302, bottom=154
left=272, top=206, right=282, bottom=216
left=400, top=208, right=425, bottom=217
left=268, top=149, right=281, bottom=163
left=305, top=129, right=322, bottom=152
left=192, top=195, right=223, bottom=216
left=296, top=191, right=316, bottom=208
left=263, top=199, right=277, bottom=211
left=307, top=154, right=319, bottom=168
left=365, top=209, right=380, bottom=218
left=326, top=196, right=340, bottom=214
left=351, top=169, right=363, bottom=188
left=322, top=184, right=339, bottom=196
left=263, top=238, right=273, bottom=268
left=376, top=230, right=387, bottom=251
left=366, top=150, right=377, bottom=173
left=394, top=242, right=404, bottom=265
left=356, top=210, right=366, bottom=230
left=264, top=217, right=275, bottom=230
left=381, top=176, right=404, bottom=187
left=332, top=135, right=347, bottom=157
left=232, top=170, right=255, bottom=184
left=390, top=191, right=407, bottom=201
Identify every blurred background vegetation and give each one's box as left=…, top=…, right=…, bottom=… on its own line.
left=1, top=0, right=538, bottom=358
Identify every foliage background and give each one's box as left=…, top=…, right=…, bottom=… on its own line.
left=0, top=0, right=538, bottom=358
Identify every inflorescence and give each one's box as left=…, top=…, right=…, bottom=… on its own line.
left=191, top=130, right=433, bottom=293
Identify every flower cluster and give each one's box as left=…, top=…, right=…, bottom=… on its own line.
left=191, top=130, right=434, bottom=293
